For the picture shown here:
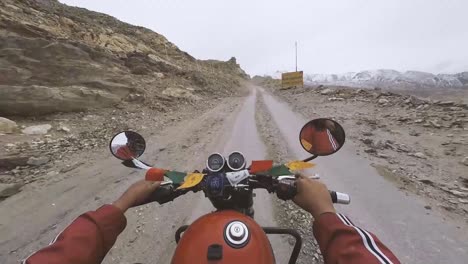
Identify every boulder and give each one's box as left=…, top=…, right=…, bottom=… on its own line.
left=411, top=152, right=426, bottom=159
left=405, top=96, right=425, bottom=106
left=162, top=87, right=201, bottom=101
left=437, top=101, right=455, bottom=106
left=0, top=117, right=18, bottom=134
left=361, top=138, right=374, bottom=146
left=27, top=156, right=50, bottom=166
left=58, top=126, right=71, bottom=133
left=125, top=93, right=146, bottom=103
left=0, top=155, right=30, bottom=169
left=429, top=120, right=441, bottom=128
left=0, top=183, right=24, bottom=198
left=378, top=98, right=389, bottom=104
left=320, top=88, right=334, bottom=95
left=22, top=124, right=52, bottom=135
left=449, top=190, right=468, bottom=198
left=461, top=157, right=468, bottom=166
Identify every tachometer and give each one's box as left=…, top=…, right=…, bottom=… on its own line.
left=207, top=153, right=225, bottom=172
left=227, top=151, right=246, bottom=171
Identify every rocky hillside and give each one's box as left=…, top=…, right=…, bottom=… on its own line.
left=0, top=0, right=248, bottom=116
left=305, top=70, right=468, bottom=90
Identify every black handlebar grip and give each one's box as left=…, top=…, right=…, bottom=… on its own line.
left=276, top=179, right=297, bottom=201
left=150, top=186, right=175, bottom=204
left=329, top=190, right=338, bottom=203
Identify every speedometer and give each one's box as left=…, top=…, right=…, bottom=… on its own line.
left=207, top=153, right=225, bottom=172
left=227, top=151, right=246, bottom=171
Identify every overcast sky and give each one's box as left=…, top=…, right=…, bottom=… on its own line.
left=60, top=0, right=468, bottom=76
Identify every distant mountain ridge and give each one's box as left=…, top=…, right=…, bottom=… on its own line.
left=304, top=70, right=468, bottom=90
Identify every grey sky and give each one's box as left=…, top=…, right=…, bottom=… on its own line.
left=60, top=0, right=468, bottom=76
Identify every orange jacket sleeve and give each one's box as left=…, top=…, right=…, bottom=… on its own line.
left=23, top=204, right=126, bottom=264
left=313, top=213, right=400, bottom=264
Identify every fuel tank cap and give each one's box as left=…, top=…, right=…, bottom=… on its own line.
left=224, top=221, right=250, bottom=248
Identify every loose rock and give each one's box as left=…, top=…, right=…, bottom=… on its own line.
left=378, top=98, right=389, bottom=104
left=0, top=117, right=18, bottom=134
left=58, top=126, right=71, bottom=133
left=328, top=97, right=345, bottom=101
left=22, top=124, right=52, bottom=135
left=461, top=157, right=468, bottom=166
left=411, top=152, right=426, bottom=159
left=429, top=120, right=441, bottom=128
left=450, top=190, right=468, bottom=198
left=437, top=101, right=455, bottom=106
left=320, top=88, right=334, bottom=95
left=27, top=156, right=50, bottom=166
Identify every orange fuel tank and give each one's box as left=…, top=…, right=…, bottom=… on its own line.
left=171, top=210, right=275, bottom=264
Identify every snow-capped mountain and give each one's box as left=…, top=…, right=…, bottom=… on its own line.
left=303, top=70, right=468, bottom=90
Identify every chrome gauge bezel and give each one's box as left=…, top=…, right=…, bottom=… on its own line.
left=206, top=152, right=226, bottom=172
left=227, top=151, right=246, bottom=171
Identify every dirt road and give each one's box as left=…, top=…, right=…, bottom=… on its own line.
left=2, top=85, right=468, bottom=263
left=0, top=89, right=290, bottom=263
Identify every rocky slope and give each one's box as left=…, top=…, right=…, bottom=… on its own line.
left=0, top=0, right=249, bottom=195
left=0, top=0, right=248, bottom=116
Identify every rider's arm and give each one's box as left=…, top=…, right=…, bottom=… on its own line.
left=293, top=175, right=400, bottom=264
left=23, top=205, right=126, bottom=264
left=313, top=212, right=399, bottom=264
left=23, top=180, right=161, bottom=264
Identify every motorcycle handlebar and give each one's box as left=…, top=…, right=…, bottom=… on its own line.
left=150, top=174, right=351, bottom=205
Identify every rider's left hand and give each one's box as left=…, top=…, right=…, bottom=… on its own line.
left=113, top=179, right=161, bottom=212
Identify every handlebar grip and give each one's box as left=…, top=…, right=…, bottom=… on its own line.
left=150, top=186, right=175, bottom=204
left=329, top=190, right=351, bottom=204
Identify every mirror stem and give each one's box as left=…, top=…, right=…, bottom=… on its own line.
left=302, top=155, right=317, bottom=162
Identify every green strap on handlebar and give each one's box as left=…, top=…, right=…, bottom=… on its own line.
left=267, top=165, right=292, bottom=177
left=165, top=171, right=187, bottom=185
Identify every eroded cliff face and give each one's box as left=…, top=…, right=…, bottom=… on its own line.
left=0, top=0, right=248, bottom=116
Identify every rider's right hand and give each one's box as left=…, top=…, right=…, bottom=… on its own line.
left=292, top=174, right=335, bottom=218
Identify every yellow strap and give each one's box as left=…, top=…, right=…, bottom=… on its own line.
left=177, top=173, right=204, bottom=189
left=286, top=161, right=315, bottom=171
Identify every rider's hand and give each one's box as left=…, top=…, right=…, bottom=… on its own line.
left=113, top=179, right=161, bottom=212
left=293, top=174, right=335, bottom=218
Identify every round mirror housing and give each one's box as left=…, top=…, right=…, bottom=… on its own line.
left=299, top=118, right=345, bottom=156
left=109, top=131, right=146, bottom=160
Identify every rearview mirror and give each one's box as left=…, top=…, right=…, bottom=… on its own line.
left=299, top=119, right=345, bottom=156
left=109, top=131, right=146, bottom=160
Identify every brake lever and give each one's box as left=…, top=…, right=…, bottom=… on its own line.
left=277, top=174, right=320, bottom=180
left=277, top=175, right=296, bottom=181
left=160, top=181, right=173, bottom=186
